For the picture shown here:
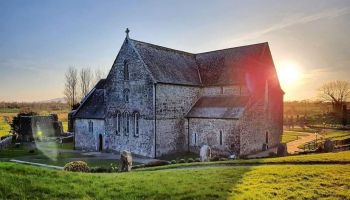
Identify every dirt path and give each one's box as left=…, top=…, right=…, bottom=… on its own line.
left=287, top=132, right=318, bottom=154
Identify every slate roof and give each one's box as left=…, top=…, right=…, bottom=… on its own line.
left=186, top=96, right=249, bottom=119
left=74, top=80, right=106, bottom=119
left=195, top=43, right=270, bottom=86
left=131, top=39, right=201, bottom=86
left=130, top=38, right=280, bottom=89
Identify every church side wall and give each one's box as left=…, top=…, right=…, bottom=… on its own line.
left=239, top=91, right=283, bottom=156
left=188, top=118, right=240, bottom=156
left=104, top=40, right=155, bottom=157
left=201, top=85, right=249, bottom=96
left=74, top=119, right=105, bottom=151
left=155, top=84, right=201, bottom=157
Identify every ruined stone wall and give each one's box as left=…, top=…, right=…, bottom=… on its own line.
left=155, top=84, right=201, bottom=156
left=104, top=39, right=155, bottom=157
left=188, top=118, right=240, bottom=156
left=74, top=119, right=105, bottom=151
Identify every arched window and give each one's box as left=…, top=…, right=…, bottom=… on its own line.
left=88, top=121, right=93, bottom=133
left=124, top=60, right=129, bottom=80
left=114, top=111, right=121, bottom=135
left=265, top=131, right=269, bottom=144
left=134, top=112, right=140, bottom=137
left=219, top=130, right=223, bottom=145
left=123, top=89, right=130, bottom=103
left=192, top=133, right=198, bottom=145
left=123, top=112, right=129, bottom=135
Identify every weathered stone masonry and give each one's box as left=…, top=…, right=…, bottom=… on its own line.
left=73, top=34, right=284, bottom=158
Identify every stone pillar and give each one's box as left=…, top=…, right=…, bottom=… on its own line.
left=119, top=150, right=132, bottom=172
left=200, top=145, right=211, bottom=162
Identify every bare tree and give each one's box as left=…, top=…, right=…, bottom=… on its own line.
left=64, top=67, right=78, bottom=109
left=318, top=80, right=350, bottom=113
left=79, top=67, right=93, bottom=99
left=94, top=68, right=106, bottom=85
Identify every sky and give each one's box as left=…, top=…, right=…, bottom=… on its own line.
left=0, top=0, right=349, bottom=102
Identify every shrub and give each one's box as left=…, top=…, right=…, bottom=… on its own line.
left=268, top=152, right=277, bottom=157
left=170, top=160, right=177, bottom=164
left=219, top=158, right=228, bottom=161
left=195, top=158, right=201, bottom=162
left=28, top=149, right=35, bottom=154
left=210, top=156, right=220, bottom=162
left=144, top=160, right=170, bottom=167
left=90, top=167, right=111, bottom=173
left=64, top=161, right=89, bottom=172
left=178, top=159, right=186, bottom=163
left=187, top=158, right=194, bottom=163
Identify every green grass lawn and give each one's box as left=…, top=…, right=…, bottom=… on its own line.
left=0, top=162, right=349, bottom=199
left=139, top=151, right=350, bottom=171
left=281, top=130, right=309, bottom=143
left=320, top=130, right=350, bottom=141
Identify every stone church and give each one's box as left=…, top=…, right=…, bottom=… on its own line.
left=73, top=30, right=284, bottom=158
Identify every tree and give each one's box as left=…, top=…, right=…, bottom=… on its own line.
left=64, top=67, right=78, bottom=109
left=318, top=80, right=350, bottom=113
left=94, top=68, right=106, bottom=85
left=79, top=67, right=93, bottom=99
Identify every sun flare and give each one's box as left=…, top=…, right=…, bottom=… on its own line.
left=277, top=61, right=301, bottom=87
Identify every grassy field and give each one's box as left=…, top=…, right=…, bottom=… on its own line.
left=137, top=151, right=350, bottom=171
left=0, top=116, right=11, bottom=137
left=281, top=130, right=309, bottom=143
left=0, top=162, right=349, bottom=199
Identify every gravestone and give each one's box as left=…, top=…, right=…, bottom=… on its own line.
left=277, top=143, right=288, bottom=156
left=324, top=139, right=334, bottom=152
left=119, top=150, right=132, bottom=172
left=200, top=145, right=211, bottom=162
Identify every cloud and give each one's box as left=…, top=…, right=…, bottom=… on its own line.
left=231, top=7, right=350, bottom=43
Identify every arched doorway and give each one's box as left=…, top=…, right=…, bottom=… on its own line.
left=99, top=134, right=103, bottom=152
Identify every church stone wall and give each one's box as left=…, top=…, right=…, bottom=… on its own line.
left=104, top=40, right=155, bottom=157
left=155, top=84, right=200, bottom=156
left=238, top=92, right=283, bottom=156
left=188, top=118, right=240, bottom=156
left=201, top=85, right=249, bottom=96
left=74, top=119, right=105, bottom=151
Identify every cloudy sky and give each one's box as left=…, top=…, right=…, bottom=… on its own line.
left=0, top=0, right=349, bottom=101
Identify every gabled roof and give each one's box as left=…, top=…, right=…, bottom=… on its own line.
left=73, top=79, right=105, bottom=119
left=131, top=39, right=202, bottom=86
left=186, top=95, right=249, bottom=119
left=129, top=38, right=281, bottom=90
left=195, top=43, right=270, bottom=86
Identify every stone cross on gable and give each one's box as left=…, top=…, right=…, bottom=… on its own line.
left=125, top=28, right=130, bottom=38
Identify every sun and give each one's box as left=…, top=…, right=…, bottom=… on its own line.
left=277, top=61, right=301, bottom=87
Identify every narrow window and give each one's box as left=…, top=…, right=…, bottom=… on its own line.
left=134, top=112, right=139, bottom=137
left=115, top=112, right=121, bottom=135
left=124, top=60, right=129, bottom=80
left=219, top=130, right=223, bottom=145
left=88, top=121, right=93, bottom=133
left=124, top=112, right=129, bottom=136
left=220, top=87, right=223, bottom=94
left=192, top=133, right=197, bottom=145
left=266, top=131, right=269, bottom=144
left=117, top=113, right=121, bottom=133
left=123, top=89, right=129, bottom=103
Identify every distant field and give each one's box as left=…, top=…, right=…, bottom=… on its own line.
left=0, top=108, right=20, bottom=113
left=0, top=115, right=11, bottom=137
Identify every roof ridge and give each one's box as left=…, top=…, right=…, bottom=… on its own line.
left=195, top=42, right=268, bottom=55
left=130, top=39, right=195, bottom=56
